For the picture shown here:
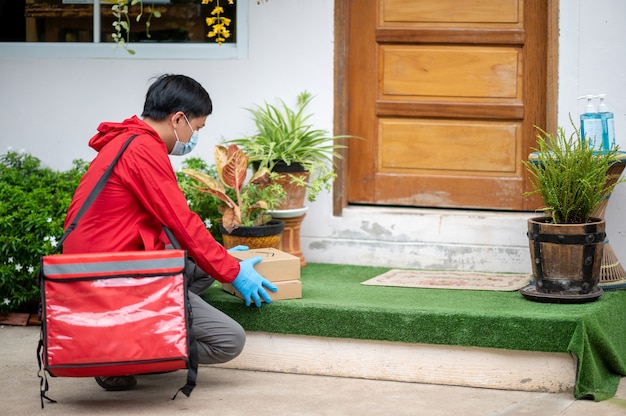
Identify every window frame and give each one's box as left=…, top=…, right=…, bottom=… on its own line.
left=0, top=0, right=248, bottom=60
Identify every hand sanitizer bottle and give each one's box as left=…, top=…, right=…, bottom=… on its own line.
left=596, top=94, right=615, bottom=151
left=577, top=95, right=603, bottom=150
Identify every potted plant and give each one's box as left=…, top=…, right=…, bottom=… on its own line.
left=229, top=90, right=352, bottom=210
left=521, top=121, right=625, bottom=302
left=182, top=143, right=286, bottom=249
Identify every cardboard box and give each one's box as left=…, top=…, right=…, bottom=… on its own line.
left=222, top=280, right=302, bottom=302
left=229, top=248, right=300, bottom=282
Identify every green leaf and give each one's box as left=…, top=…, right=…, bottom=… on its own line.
left=522, top=117, right=625, bottom=223
left=0, top=149, right=87, bottom=312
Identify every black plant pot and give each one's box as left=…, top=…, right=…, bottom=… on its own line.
left=219, top=219, right=285, bottom=250
left=252, top=161, right=307, bottom=173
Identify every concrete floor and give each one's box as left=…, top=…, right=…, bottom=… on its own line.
left=2, top=326, right=625, bottom=416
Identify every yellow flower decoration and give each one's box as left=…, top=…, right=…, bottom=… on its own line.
left=202, top=0, right=234, bottom=45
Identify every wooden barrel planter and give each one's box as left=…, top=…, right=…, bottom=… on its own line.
left=522, top=216, right=605, bottom=303
left=220, top=219, right=285, bottom=250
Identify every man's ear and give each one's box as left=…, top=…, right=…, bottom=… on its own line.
left=170, top=111, right=184, bottom=127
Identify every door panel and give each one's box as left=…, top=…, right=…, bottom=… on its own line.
left=381, top=0, right=520, bottom=24
left=378, top=119, right=520, bottom=174
left=380, top=45, right=521, bottom=99
left=345, top=0, right=548, bottom=210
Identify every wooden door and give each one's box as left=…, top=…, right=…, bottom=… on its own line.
left=340, top=0, right=551, bottom=210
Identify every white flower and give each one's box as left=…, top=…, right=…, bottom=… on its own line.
left=187, top=199, right=192, bottom=206
left=43, top=236, right=50, bottom=242
left=49, top=236, right=58, bottom=246
left=47, top=218, right=52, bottom=223
left=204, top=218, right=212, bottom=229
left=2, top=298, right=10, bottom=306
left=15, top=264, right=22, bottom=272
left=7, top=257, right=13, bottom=263
left=27, top=266, right=35, bottom=273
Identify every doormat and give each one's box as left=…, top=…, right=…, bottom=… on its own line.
left=361, top=269, right=532, bottom=291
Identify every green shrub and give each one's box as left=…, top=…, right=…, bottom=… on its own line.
left=0, top=150, right=87, bottom=313
left=176, top=157, right=224, bottom=243
left=0, top=152, right=224, bottom=313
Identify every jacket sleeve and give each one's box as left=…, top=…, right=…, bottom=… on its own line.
left=116, top=136, right=240, bottom=283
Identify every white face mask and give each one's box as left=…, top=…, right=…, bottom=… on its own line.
left=170, top=114, right=199, bottom=156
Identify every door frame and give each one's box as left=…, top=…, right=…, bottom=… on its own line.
left=332, top=0, right=559, bottom=216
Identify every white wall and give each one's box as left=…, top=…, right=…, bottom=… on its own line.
left=0, top=0, right=335, bottom=171
left=1, top=0, right=625, bottom=273
left=558, top=0, right=626, bottom=269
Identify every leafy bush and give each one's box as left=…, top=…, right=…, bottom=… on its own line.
left=0, top=153, right=225, bottom=313
left=0, top=150, right=87, bottom=313
left=176, top=157, right=224, bottom=243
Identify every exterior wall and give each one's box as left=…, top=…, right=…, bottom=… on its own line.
left=557, top=0, right=626, bottom=275
left=0, top=0, right=624, bottom=272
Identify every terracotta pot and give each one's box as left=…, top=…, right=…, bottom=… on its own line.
left=220, top=219, right=285, bottom=250
left=273, top=171, right=310, bottom=210
left=527, top=216, right=605, bottom=297
left=259, top=161, right=310, bottom=210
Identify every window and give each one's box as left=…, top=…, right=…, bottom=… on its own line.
left=0, top=0, right=247, bottom=59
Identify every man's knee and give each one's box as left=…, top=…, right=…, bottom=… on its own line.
left=225, top=323, right=246, bottom=359
left=195, top=320, right=246, bottom=365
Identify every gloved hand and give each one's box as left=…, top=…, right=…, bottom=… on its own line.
left=232, top=256, right=278, bottom=307
left=228, top=245, right=249, bottom=252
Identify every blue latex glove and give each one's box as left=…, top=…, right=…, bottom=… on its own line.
left=228, top=245, right=249, bottom=252
left=232, top=256, right=278, bottom=307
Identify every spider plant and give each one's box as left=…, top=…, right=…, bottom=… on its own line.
left=229, top=91, right=354, bottom=203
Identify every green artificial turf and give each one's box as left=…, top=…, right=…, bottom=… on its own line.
left=204, top=263, right=626, bottom=401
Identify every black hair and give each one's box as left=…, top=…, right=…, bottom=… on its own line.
left=141, top=74, right=213, bottom=120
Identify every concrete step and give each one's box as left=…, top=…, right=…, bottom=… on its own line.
left=215, top=331, right=576, bottom=393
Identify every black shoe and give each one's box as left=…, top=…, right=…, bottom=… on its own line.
left=95, top=376, right=137, bottom=391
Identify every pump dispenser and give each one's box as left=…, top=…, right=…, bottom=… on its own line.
left=577, top=95, right=603, bottom=150
left=596, top=94, right=615, bottom=150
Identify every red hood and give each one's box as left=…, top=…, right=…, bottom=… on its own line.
left=89, top=116, right=159, bottom=152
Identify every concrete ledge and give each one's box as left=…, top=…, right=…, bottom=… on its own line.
left=213, top=331, right=576, bottom=393
left=302, top=206, right=536, bottom=273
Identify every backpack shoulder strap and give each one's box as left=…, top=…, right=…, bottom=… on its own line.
left=56, top=134, right=138, bottom=250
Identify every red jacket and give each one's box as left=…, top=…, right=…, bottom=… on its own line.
left=63, top=116, right=240, bottom=283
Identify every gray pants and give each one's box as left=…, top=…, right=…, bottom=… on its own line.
left=186, top=260, right=246, bottom=365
